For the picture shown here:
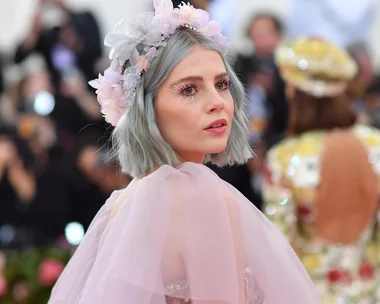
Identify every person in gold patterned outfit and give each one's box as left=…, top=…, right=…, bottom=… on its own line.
left=263, top=37, right=380, bottom=303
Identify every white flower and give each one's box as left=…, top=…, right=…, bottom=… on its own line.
left=130, top=12, right=155, bottom=35
left=105, top=19, right=145, bottom=61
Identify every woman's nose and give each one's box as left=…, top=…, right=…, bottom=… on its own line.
left=207, top=90, right=225, bottom=113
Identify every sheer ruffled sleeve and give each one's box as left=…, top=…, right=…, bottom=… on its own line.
left=49, top=163, right=320, bottom=304
left=49, top=189, right=124, bottom=303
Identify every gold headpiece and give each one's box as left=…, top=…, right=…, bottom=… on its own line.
left=275, top=37, right=358, bottom=97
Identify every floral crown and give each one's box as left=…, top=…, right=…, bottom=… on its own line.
left=89, top=0, right=228, bottom=126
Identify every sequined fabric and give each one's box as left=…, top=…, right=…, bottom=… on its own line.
left=263, top=125, right=380, bottom=303
left=164, top=267, right=264, bottom=304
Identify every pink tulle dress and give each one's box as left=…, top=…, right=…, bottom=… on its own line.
left=48, top=162, right=321, bottom=303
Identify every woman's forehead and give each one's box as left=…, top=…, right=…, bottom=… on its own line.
left=168, top=48, right=226, bottom=81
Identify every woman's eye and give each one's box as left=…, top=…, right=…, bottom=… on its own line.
left=216, top=80, right=230, bottom=90
left=181, top=85, right=197, bottom=96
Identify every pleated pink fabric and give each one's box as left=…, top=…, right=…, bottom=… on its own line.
left=48, top=162, right=321, bottom=304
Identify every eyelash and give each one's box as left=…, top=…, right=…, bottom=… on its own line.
left=179, top=79, right=231, bottom=97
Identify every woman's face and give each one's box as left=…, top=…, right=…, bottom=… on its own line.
left=249, top=17, right=280, bottom=57
left=155, top=47, right=234, bottom=163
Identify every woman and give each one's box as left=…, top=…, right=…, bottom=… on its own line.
left=263, top=38, right=380, bottom=303
left=48, top=1, right=320, bottom=303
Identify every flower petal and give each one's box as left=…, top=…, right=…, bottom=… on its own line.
left=88, top=79, right=100, bottom=89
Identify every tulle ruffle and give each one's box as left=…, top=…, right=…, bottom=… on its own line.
left=49, top=163, right=321, bottom=303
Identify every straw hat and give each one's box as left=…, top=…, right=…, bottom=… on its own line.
left=275, top=37, right=358, bottom=97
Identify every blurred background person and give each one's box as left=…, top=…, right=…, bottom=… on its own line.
left=288, top=0, right=377, bottom=48
left=0, top=130, right=37, bottom=243
left=221, top=13, right=287, bottom=210
left=14, top=0, right=102, bottom=89
left=1, top=55, right=102, bottom=154
left=0, top=113, right=69, bottom=248
left=66, top=130, right=130, bottom=231
left=234, top=12, right=288, bottom=148
left=0, top=52, right=5, bottom=95
left=263, top=37, right=380, bottom=302
left=0, top=54, right=105, bottom=248
left=346, top=42, right=376, bottom=124
left=365, top=76, right=380, bottom=129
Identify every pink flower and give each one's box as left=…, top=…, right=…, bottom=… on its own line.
left=325, top=267, right=352, bottom=285
left=99, top=84, right=126, bottom=126
left=137, top=56, right=149, bottom=71
left=196, top=9, right=210, bottom=28
left=0, top=275, right=7, bottom=296
left=360, top=261, right=375, bottom=280
left=296, top=204, right=314, bottom=222
left=89, top=72, right=127, bottom=126
left=39, top=259, right=64, bottom=287
left=200, top=21, right=228, bottom=53
left=153, top=0, right=178, bottom=37
left=103, top=67, right=121, bottom=86
left=177, top=4, right=200, bottom=25
left=202, top=20, right=221, bottom=37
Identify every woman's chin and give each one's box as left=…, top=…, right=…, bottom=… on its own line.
left=206, top=142, right=228, bottom=154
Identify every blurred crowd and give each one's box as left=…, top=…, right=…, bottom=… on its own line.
left=0, top=0, right=379, bottom=249
left=0, top=0, right=130, bottom=249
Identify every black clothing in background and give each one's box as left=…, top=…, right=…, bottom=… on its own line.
left=207, top=164, right=262, bottom=210
left=14, top=11, right=102, bottom=88
left=67, top=167, right=109, bottom=231
left=234, top=53, right=289, bottom=148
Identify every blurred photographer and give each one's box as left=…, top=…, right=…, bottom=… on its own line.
left=221, top=13, right=287, bottom=210
left=3, top=56, right=101, bottom=155
left=14, top=0, right=102, bottom=89
left=67, top=132, right=130, bottom=231
left=346, top=42, right=375, bottom=124
left=365, top=76, right=380, bottom=129
left=0, top=60, right=90, bottom=247
left=234, top=12, right=287, bottom=148
left=0, top=132, right=36, bottom=207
